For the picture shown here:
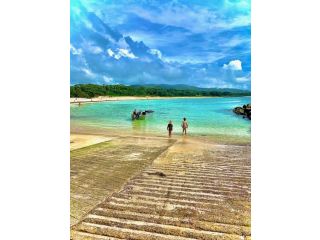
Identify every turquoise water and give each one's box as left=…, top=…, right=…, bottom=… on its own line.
left=71, top=97, right=251, bottom=138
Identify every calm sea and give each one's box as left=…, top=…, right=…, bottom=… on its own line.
left=71, top=97, right=251, bottom=138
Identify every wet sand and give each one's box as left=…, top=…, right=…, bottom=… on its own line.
left=71, top=123, right=251, bottom=146
left=70, top=134, right=114, bottom=151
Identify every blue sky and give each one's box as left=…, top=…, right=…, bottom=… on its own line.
left=70, top=0, right=251, bottom=89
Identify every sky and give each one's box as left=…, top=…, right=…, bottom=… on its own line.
left=70, top=0, right=251, bottom=89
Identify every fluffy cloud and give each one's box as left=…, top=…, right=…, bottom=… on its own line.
left=103, top=76, right=113, bottom=83
left=223, top=60, right=242, bottom=71
left=87, top=45, right=103, bottom=54
left=198, top=77, right=234, bottom=88
left=107, top=48, right=115, bottom=57
left=107, top=48, right=137, bottom=60
left=118, top=48, right=137, bottom=59
left=70, top=1, right=251, bottom=89
left=148, top=49, right=162, bottom=59
left=70, top=44, right=82, bottom=55
left=236, top=76, right=250, bottom=82
left=127, top=0, right=250, bottom=33
left=81, top=67, right=95, bottom=77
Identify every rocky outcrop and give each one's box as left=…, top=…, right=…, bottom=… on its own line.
left=233, top=103, right=251, bottom=120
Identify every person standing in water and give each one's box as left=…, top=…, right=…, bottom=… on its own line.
left=167, top=120, right=173, bottom=137
left=181, top=117, right=188, bottom=135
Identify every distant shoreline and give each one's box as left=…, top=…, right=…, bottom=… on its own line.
left=70, top=95, right=250, bottom=104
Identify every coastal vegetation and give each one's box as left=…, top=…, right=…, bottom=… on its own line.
left=70, top=84, right=251, bottom=98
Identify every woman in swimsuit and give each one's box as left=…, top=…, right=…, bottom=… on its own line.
left=181, top=117, right=188, bottom=135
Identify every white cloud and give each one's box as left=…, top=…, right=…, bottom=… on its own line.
left=107, top=48, right=115, bottom=57
left=223, top=60, right=242, bottom=71
left=148, top=49, right=162, bottom=59
left=103, top=76, right=113, bottom=83
left=126, top=31, right=187, bottom=48
left=199, top=77, right=234, bottom=88
left=219, top=36, right=250, bottom=48
left=129, top=6, right=216, bottom=33
left=107, top=48, right=138, bottom=60
left=83, top=19, right=94, bottom=30
left=81, top=68, right=95, bottom=77
left=70, top=45, right=82, bottom=55
left=118, top=48, right=137, bottom=59
left=214, top=15, right=250, bottom=29
left=87, top=45, right=103, bottom=54
left=129, top=2, right=250, bottom=33
left=164, top=52, right=226, bottom=64
left=235, top=76, right=250, bottom=82
left=114, top=54, right=121, bottom=60
left=81, top=40, right=104, bottom=54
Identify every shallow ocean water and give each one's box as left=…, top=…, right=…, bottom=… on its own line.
left=71, top=97, right=251, bottom=138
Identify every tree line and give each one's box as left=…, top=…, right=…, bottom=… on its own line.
left=70, top=84, right=251, bottom=98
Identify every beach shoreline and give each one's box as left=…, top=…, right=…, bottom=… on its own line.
left=70, top=125, right=251, bottom=148
left=70, top=96, right=251, bottom=145
left=70, top=95, right=232, bottom=104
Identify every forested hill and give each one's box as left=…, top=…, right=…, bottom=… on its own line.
left=70, top=84, right=251, bottom=98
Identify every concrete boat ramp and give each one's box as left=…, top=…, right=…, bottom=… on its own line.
left=70, top=135, right=251, bottom=240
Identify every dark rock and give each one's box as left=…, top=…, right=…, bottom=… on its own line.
left=233, top=104, right=251, bottom=120
left=147, top=171, right=166, bottom=177
left=233, top=107, right=245, bottom=114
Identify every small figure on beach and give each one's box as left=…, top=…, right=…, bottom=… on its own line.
left=167, top=120, right=173, bottom=137
left=181, top=117, right=188, bottom=135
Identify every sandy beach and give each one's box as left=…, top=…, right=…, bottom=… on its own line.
left=70, top=134, right=114, bottom=151
left=70, top=96, right=221, bottom=104
left=70, top=127, right=251, bottom=239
